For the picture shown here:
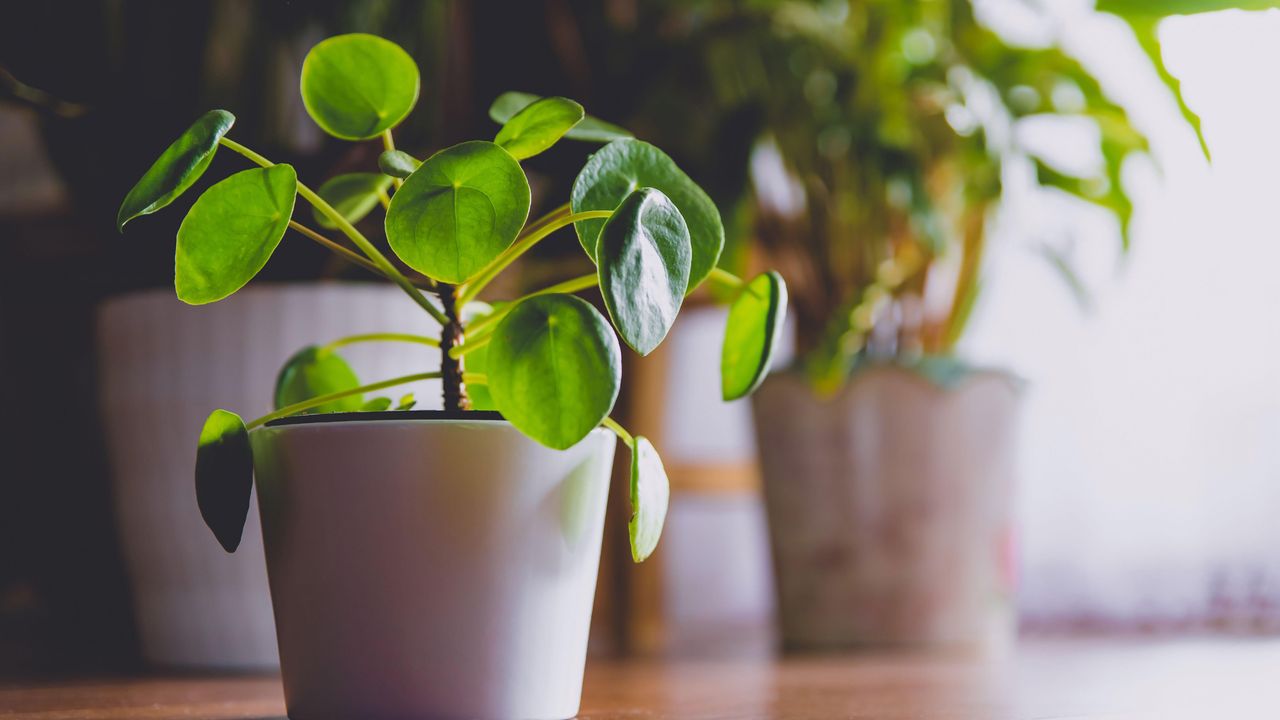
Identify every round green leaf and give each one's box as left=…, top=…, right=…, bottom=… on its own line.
left=117, top=109, right=235, bottom=232
left=494, top=96, right=584, bottom=160
left=311, top=173, right=393, bottom=230
left=489, top=91, right=631, bottom=143
left=628, top=436, right=670, bottom=563
left=487, top=295, right=621, bottom=449
left=300, top=33, right=420, bottom=140
left=379, top=149, right=421, bottom=179
left=196, top=409, right=254, bottom=553
left=273, top=346, right=364, bottom=413
left=572, top=139, right=723, bottom=291
left=597, top=188, right=691, bottom=356
left=359, top=396, right=393, bottom=412
left=721, top=271, right=789, bottom=401
left=175, top=165, right=297, bottom=305
left=385, top=141, right=530, bottom=283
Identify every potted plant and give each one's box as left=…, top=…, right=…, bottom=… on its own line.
left=117, top=33, right=785, bottom=719
left=641, top=0, right=1250, bottom=652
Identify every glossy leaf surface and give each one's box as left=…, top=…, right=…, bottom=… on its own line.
left=176, top=165, right=297, bottom=305
left=117, top=110, right=234, bottom=231
left=385, top=141, right=530, bottom=283
left=494, top=96, right=584, bottom=160
left=195, top=409, right=254, bottom=553
left=489, top=91, right=631, bottom=143
left=487, top=295, right=621, bottom=449
left=596, top=188, right=691, bottom=355
left=300, top=33, right=419, bottom=140
left=379, top=149, right=421, bottom=179
left=572, top=139, right=723, bottom=291
left=721, top=271, right=788, bottom=401
left=311, top=173, right=392, bottom=229
left=273, top=346, right=363, bottom=413
left=628, top=436, right=670, bottom=563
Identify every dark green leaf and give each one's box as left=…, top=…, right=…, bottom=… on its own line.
left=385, top=141, right=530, bottom=283
left=311, top=173, right=392, bottom=230
left=488, top=91, right=632, bottom=143
left=195, top=409, right=254, bottom=553
left=628, top=436, right=669, bottom=563
left=572, top=139, right=724, bottom=291
left=487, top=294, right=621, bottom=449
left=300, top=33, right=419, bottom=140
left=359, top=396, right=393, bottom=412
left=176, top=165, right=297, bottom=305
left=494, top=96, right=584, bottom=160
left=274, top=346, right=363, bottom=413
left=117, top=110, right=234, bottom=232
left=721, top=271, right=788, bottom=401
left=379, top=149, right=421, bottom=179
left=596, top=188, right=691, bottom=355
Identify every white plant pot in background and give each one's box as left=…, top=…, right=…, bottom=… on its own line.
left=753, top=366, right=1021, bottom=653
left=251, top=416, right=616, bottom=720
left=97, top=283, right=441, bottom=669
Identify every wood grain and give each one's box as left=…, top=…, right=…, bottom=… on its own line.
left=2, top=640, right=1279, bottom=719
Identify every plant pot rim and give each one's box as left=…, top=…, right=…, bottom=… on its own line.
left=263, top=409, right=506, bottom=428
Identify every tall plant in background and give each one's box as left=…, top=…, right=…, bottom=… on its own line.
left=670, top=0, right=1272, bottom=392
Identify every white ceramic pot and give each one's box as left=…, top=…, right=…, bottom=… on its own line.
left=752, top=366, right=1021, bottom=653
left=251, top=415, right=616, bottom=720
left=97, top=283, right=441, bottom=669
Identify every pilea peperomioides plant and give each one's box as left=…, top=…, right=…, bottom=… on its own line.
left=117, top=33, right=788, bottom=564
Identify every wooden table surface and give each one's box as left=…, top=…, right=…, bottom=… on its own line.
left=3, top=639, right=1278, bottom=719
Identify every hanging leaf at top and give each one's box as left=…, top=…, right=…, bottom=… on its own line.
left=721, top=271, right=788, bottom=401
left=385, top=141, right=530, bottom=283
left=195, top=409, right=254, bottom=553
left=487, top=294, right=621, bottom=449
left=489, top=91, right=631, bottom=143
left=117, top=110, right=235, bottom=231
left=494, top=96, right=584, bottom=160
left=312, top=173, right=393, bottom=230
left=273, top=346, right=364, bottom=413
left=596, top=188, right=691, bottom=355
left=300, top=33, right=420, bottom=140
left=572, top=139, right=724, bottom=292
left=175, top=165, right=297, bottom=305
left=628, top=436, right=670, bottom=562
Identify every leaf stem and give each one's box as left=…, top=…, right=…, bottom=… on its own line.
left=464, top=272, right=599, bottom=340
left=707, top=267, right=745, bottom=291
left=321, top=332, right=440, bottom=354
left=219, top=136, right=447, bottom=325
left=288, top=220, right=381, bottom=274
left=246, top=371, right=442, bottom=429
left=447, top=335, right=490, bottom=360
left=601, top=416, right=635, bottom=446
left=458, top=208, right=611, bottom=305
left=462, top=372, right=488, bottom=385
left=381, top=130, right=403, bottom=190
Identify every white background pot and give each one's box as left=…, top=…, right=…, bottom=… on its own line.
left=97, top=283, right=441, bottom=669
left=753, top=366, right=1021, bottom=653
left=252, top=417, right=615, bottom=720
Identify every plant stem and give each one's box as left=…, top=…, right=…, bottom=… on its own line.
left=321, top=332, right=439, bottom=353
left=707, top=267, right=745, bottom=291
left=218, top=136, right=447, bottom=325
left=288, top=220, right=382, bottom=274
left=376, top=188, right=392, bottom=210
left=246, top=371, right=442, bottom=429
left=447, top=335, right=490, bottom=360
left=464, top=272, right=599, bottom=340
left=601, top=416, right=634, bottom=446
left=462, top=373, right=487, bottom=385
left=438, top=283, right=469, bottom=412
left=458, top=209, right=611, bottom=305
left=381, top=130, right=403, bottom=190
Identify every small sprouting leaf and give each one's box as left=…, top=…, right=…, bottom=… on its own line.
left=489, top=91, right=631, bottom=143
left=359, top=396, right=393, bottom=412
left=572, top=139, right=723, bottom=292
left=195, top=409, right=254, bottom=553
left=385, top=141, right=530, bottom=283
left=721, top=271, right=788, bottom=401
left=494, top=96, right=584, bottom=160
left=628, top=436, right=670, bottom=563
left=487, top=295, right=621, bottom=449
left=274, top=346, right=363, bottom=413
left=300, top=33, right=420, bottom=140
left=596, top=188, right=691, bottom=355
left=379, top=149, right=421, bottom=179
left=311, top=173, right=392, bottom=230
left=396, top=393, right=417, bottom=410
left=117, top=110, right=235, bottom=232
left=176, top=165, right=297, bottom=305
